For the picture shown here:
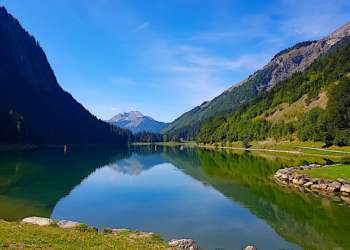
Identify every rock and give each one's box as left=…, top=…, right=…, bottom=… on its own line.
left=329, top=181, right=342, bottom=192
left=280, top=174, right=289, bottom=180
left=243, top=246, right=257, bottom=250
left=311, top=184, right=321, bottom=190
left=340, top=184, right=350, bottom=193
left=57, top=220, right=81, bottom=229
left=111, top=228, right=129, bottom=234
left=341, top=195, right=350, bottom=204
left=311, top=178, right=321, bottom=184
left=168, top=239, right=200, bottom=250
left=22, top=217, right=53, bottom=226
left=319, top=183, right=329, bottom=190
left=303, top=181, right=313, bottom=188
left=337, top=178, right=350, bottom=185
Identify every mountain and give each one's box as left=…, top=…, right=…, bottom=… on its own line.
left=107, top=111, right=168, bottom=134
left=197, top=32, right=350, bottom=145
left=165, top=21, right=350, bottom=140
left=0, top=7, right=130, bottom=145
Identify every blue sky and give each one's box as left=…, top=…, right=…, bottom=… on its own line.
left=1, top=0, right=350, bottom=122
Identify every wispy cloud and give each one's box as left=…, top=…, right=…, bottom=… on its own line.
left=109, top=76, right=136, bottom=86
left=134, top=21, right=150, bottom=32
left=277, top=0, right=350, bottom=39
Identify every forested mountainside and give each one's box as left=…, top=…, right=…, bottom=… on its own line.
left=197, top=37, right=350, bottom=146
left=165, top=21, right=350, bottom=141
left=0, top=7, right=130, bottom=145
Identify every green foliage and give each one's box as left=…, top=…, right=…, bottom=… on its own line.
left=132, top=132, right=164, bottom=143
left=197, top=40, right=350, bottom=146
left=0, top=220, right=169, bottom=250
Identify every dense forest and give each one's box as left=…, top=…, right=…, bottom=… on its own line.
left=196, top=38, right=350, bottom=146
left=132, top=132, right=164, bottom=143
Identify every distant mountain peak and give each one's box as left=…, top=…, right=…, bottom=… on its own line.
left=107, top=111, right=168, bottom=134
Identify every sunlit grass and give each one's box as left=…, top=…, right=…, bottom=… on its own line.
left=0, top=220, right=170, bottom=250
left=299, top=164, right=350, bottom=180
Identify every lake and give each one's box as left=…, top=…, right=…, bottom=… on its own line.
left=0, top=146, right=349, bottom=250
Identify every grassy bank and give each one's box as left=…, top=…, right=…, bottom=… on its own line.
left=0, top=220, right=170, bottom=250
left=299, top=164, right=350, bottom=180
left=196, top=140, right=350, bottom=160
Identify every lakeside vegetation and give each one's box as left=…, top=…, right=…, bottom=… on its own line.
left=299, top=164, right=350, bottom=180
left=0, top=220, right=170, bottom=250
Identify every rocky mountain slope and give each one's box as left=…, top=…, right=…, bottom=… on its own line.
left=165, top=21, right=350, bottom=140
left=197, top=36, right=350, bottom=145
left=0, top=7, right=129, bottom=145
left=108, top=111, right=168, bottom=134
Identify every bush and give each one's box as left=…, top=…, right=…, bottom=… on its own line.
left=334, top=130, right=350, bottom=146
left=242, top=137, right=252, bottom=149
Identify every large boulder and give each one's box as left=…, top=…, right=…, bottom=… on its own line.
left=169, top=239, right=200, bottom=250
left=22, top=217, right=53, bottom=226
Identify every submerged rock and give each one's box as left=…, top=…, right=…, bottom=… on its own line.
left=22, top=217, right=53, bottom=226
left=243, top=245, right=257, bottom=250
left=169, top=239, right=200, bottom=250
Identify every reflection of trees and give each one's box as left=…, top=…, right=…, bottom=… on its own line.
left=0, top=147, right=129, bottom=220
left=163, top=147, right=350, bottom=250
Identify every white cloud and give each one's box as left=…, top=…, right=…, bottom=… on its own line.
left=134, top=21, right=150, bottom=32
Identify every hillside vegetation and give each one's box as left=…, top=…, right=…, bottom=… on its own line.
left=197, top=39, right=350, bottom=146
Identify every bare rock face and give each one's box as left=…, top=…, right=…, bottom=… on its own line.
left=57, top=220, right=81, bottom=229
left=260, top=21, right=350, bottom=91
left=22, top=217, right=53, bottom=226
left=169, top=239, right=200, bottom=250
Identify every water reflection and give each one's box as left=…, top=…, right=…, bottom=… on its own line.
left=0, top=146, right=349, bottom=249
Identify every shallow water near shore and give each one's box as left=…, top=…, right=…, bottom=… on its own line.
left=0, top=146, right=350, bottom=250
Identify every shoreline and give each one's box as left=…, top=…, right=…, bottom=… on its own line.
left=274, top=164, right=350, bottom=203
left=6, top=217, right=201, bottom=250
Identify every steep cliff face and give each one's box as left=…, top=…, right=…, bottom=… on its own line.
left=165, top=21, right=350, bottom=140
left=0, top=7, right=129, bottom=145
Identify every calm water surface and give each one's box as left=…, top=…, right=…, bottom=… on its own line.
left=0, top=146, right=349, bottom=250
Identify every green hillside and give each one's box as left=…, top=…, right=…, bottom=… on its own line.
left=196, top=38, right=350, bottom=146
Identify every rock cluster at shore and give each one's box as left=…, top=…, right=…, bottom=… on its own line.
left=274, top=164, right=350, bottom=203
left=21, top=217, right=201, bottom=250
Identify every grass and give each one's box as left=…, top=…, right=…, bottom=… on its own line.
left=199, top=140, right=350, bottom=160
left=299, top=164, right=350, bottom=180
left=0, top=220, right=171, bottom=250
